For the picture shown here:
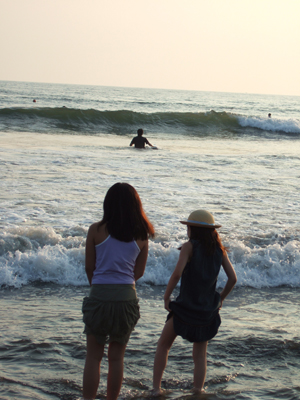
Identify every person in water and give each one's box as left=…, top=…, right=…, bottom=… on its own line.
left=130, top=128, right=154, bottom=148
left=152, top=210, right=237, bottom=395
left=82, top=183, right=155, bottom=400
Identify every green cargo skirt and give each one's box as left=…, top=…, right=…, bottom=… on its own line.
left=82, top=284, right=140, bottom=345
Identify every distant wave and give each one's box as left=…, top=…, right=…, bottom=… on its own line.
left=0, top=107, right=299, bottom=137
left=238, top=115, right=300, bottom=135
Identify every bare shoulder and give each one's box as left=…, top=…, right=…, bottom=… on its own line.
left=136, top=238, right=148, bottom=251
left=87, top=222, right=99, bottom=238
left=178, top=240, right=193, bottom=262
left=88, top=222, right=98, bottom=232
left=181, top=240, right=193, bottom=254
left=182, top=240, right=193, bottom=250
left=222, top=250, right=231, bottom=263
left=88, top=222, right=109, bottom=245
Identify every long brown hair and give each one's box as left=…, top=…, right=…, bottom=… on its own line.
left=98, top=183, right=155, bottom=242
left=189, top=226, right=227, bottom=256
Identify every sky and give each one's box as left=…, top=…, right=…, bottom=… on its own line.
left=1, top=0, right=300, bottom=96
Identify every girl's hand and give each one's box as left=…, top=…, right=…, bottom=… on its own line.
left=164, top=297, right=171, bottom=312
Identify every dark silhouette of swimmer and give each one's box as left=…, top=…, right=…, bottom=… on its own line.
left=130, top=129, right=154, bottom=148
left=268, top=113, right=271, bottom=118
left=33, top=99, right=36, bottom=103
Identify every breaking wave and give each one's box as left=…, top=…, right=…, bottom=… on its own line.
left=1, top=107, right=299, bottom=137
left=1, top=225, right=300, bottom=289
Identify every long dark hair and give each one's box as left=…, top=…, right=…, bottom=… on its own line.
left=189, top=226, right=227, bottom=256
left=98, top=183, right=155, bottom=242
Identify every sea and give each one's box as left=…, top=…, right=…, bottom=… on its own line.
left=0, top=80, right=300, bottom=400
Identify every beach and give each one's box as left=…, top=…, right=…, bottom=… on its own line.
left=1, top=81, right=300, bottom=399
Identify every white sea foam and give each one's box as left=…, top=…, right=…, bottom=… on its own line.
left=1, top=226, right=300, bottom=288
left=238, top=116, right=300, bottom=134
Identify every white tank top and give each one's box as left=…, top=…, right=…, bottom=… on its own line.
left=92, top=235, right=140, bottom=285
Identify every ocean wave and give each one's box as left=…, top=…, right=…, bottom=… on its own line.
left=238, top=115, right=300, bottom=135
left=1, top=226, right=300, bottom=289
left=1, top=107, right=299, bottom=137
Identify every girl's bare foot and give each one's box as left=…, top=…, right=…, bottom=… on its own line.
left=191, top=387, right=205, bottom=395
left=150, top=388, right=164, bottom=397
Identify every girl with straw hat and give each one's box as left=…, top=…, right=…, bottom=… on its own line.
left=152, top=210, right=237, bottom=394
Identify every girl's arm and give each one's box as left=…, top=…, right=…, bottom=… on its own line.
left=164, top=241, right=193, bottom=311
left=85, top=224, right=96, bottom=286
left=134, top=240, right=149, bottom=281
left=220, top=251, right=237, bottom=307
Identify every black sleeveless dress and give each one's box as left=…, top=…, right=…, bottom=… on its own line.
left=169, top=239, right=222, bottom=342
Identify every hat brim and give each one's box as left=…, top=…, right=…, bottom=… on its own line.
left=180, top=220, right=221, bottom=229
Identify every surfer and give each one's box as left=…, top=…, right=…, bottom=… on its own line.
left=82, top=183, right=155, bottom=400
left=152, top=210, right=237, bottom=395
left=268, top=113, right=271, bottom=118
left=130, top=128, right=154, bottom=148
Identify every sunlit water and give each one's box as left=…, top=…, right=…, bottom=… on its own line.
left=0, top=81, right=300, bottom=399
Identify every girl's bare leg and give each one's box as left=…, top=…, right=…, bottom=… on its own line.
left=107, top=341, right=127, bottom=400
left=193, top=341, right=208, bottom=392
left=153, top=317, right=177, bottom=393
left=83, top=334, right=105, bottom=399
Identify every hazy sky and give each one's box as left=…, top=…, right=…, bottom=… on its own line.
left=1, top=0, right=300, bottom=96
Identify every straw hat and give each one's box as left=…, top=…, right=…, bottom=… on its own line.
left=180, top=210, right=221, bottom=229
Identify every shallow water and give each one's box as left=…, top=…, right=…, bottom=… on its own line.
left=1, top=130, right=300, bottom=289
left=1, top=285, right=300, bottom=400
